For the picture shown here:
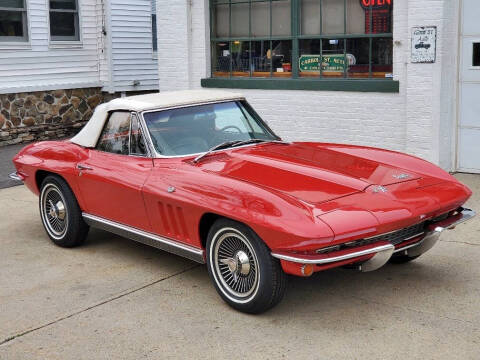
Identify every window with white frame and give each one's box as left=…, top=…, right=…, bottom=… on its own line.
left=0, top=0, right=28, bottom=42
left=49, top=0, right=80, bottom=41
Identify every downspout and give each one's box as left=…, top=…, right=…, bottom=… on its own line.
left=104, top=0, right=115, bottom=94
left=187, top=0, right=193, bottom=89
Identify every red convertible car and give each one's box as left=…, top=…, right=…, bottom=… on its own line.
left=11, top=90, right=475, bottom=313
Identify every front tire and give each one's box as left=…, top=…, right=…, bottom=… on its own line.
left=39, top=175, right=89, bottom=247
left=206, top=219, right=287, bottom=314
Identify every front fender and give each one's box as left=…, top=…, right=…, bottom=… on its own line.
left=143, top=162, right=335, bottom=251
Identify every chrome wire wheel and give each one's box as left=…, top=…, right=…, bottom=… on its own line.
left=212, top=228, right=260, bottom=302
left=40, top=183, right=68, bottom=240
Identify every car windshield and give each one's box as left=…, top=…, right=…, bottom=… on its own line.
left=142, top=101, right=278, bottom=156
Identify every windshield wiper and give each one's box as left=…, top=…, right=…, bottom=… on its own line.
left=233, top=139, right=288, bottom=147
left=193, top=140, right=242, bottom=163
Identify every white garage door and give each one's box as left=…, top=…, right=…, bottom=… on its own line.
left=458, top=0, right=480, bottom=173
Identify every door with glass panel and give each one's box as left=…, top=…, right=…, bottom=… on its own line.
left=76, top=112, right=154, bottom=231
left=458, top=0, right=480, bottom=172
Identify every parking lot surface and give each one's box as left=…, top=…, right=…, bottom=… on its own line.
left=0, top=174, right=479, bottom=359
left=0, top=144, right=24, bottom=189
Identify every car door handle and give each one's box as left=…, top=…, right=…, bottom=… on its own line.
left=77, top=164, right=93, bottom=171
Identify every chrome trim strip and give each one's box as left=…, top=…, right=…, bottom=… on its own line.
left=82, top=213, right=205, bottom=263
left=271, top=243, right=394, bottom=265
left=8, top=172, right=22, bottom=181
left=402, top=232, right=426, bottom=241
left=393, top=240, right=427, bottom=253
left=393, top=231, right=435, bottom=254
left=440, top=208, right=476, bottom=230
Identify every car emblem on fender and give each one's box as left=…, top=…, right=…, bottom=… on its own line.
left=393, top=173, right=410, bottom=179
left=372, top=185, right=388, bottom=193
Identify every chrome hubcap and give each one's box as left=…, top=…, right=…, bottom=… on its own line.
left=219, top=250, right=251, bottom=281
left=41, top=185, right=68, bottom=238
left=48, top=200, right=66, bottom=220
left=214, top=231, right=258, bottom=298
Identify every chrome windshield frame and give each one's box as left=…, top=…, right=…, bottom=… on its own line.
left=139, top=99, right=281, bottom=159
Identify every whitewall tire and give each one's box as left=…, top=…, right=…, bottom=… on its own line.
left=39, top=175, right=89, bottom=247
left=206, top=219, right=287, bottom=314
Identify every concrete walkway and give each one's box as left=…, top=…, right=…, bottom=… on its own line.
left=0, top=174, right=479, bottom=359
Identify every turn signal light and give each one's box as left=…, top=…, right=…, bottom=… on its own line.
left=301, top=264, right=314, bottom=277
left=280, top=260, right=315, bottom=277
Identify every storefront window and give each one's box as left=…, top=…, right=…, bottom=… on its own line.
left=211, top=0, right=293, bottom=78
left=210, top=0, right=393, bottom=80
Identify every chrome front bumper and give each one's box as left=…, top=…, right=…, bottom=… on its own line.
left=397, top=207, right=476, bottom=258
left=272, top=208, right=476, bottom=273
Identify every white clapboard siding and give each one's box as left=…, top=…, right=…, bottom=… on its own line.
left=107, top=0, right=159, bottom=92
left=0, top=0, right=102, bottom=94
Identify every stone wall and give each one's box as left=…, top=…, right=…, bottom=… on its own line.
left=0, top=88, right=118, bottom=147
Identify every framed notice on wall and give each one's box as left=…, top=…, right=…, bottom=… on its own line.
left=411, top=26, right=437, bottom=63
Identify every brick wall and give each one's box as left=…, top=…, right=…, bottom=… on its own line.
left=157, top=0, right=460, bottom=171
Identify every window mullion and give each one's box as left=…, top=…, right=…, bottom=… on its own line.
left=343, top=0, right=347, bottom=79
left=0, top=7, right=25, bottom=11
left=269, top=0, right=272, bottom=78
left=210, top=0, right=214, bottom=77
left=229, top=0, right=232, bottom=78
left=50, top=9, right=78, bottom=13
left=249, top=0, right=252, bottom=77
left=291, top=0, right=299, bottom=79
left=369, top=3, right=373, bottom=78
left=319, top=0, right=322, bottom=78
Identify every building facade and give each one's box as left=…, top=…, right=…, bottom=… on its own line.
left=156, top=0, right=480, bottom=173
left=0, top=0, right=158, bottom=146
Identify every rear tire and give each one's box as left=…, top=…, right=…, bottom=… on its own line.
left=206, top=219, right=287, bottom=314
left=39, top=175, right=89, bottom=247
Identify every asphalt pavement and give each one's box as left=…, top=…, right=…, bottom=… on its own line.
left=0, top=174, right=479, bottom=359
left=0, top=144, right=24, bottom=189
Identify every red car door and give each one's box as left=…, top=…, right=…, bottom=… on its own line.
left=76, top=111, right=153, bottom=231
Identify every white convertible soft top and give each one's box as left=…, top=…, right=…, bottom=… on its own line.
left=70, top=89, right=244, bottom=148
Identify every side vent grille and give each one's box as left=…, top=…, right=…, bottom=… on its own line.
left=157, top=202, right=189, bottom=241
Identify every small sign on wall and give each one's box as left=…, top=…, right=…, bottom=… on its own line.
left=411, top=26, right=437, bottom=63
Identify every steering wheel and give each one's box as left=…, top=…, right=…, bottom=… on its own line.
left=219, top=125, right=243, bottom=133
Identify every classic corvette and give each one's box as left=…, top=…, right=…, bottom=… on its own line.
left=11, top=90, right=475, bottom=313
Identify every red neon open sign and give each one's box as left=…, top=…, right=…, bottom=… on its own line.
left=360, top=0, right=392, bottom=9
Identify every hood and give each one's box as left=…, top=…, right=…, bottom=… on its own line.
left=197, top=142, right=421, bottom=205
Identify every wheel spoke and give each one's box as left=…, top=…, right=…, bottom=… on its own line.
left=42, top=185, right=68, bottom=238
left=214, top=231, right=259, bottom=299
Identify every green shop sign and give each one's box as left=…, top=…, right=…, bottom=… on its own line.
left=299, top=54, right=347, bottom=73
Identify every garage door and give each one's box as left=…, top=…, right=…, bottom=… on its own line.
left=458, top=0, right=480, bottom=173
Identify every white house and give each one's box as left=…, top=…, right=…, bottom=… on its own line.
left=0, top=0, right=158, bottom=144
left=156, top=0, right=480, bottom=174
